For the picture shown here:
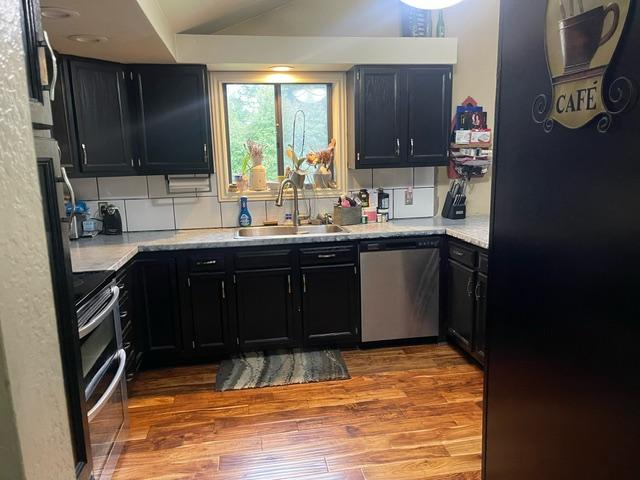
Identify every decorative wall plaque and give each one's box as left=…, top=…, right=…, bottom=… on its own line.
left=533, top=0, right=636, bottom=132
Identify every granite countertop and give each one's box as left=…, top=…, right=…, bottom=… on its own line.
left=70, top=216, right=490, bottom=273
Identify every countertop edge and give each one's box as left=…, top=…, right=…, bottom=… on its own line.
left=71, top=220, right=489, bottom=273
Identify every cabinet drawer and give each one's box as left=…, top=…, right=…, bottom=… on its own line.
left=188, top=253, right=225, bottom=273
left=448, top=242, right=476, bottom=268
left=234, top=249, right=293, bottom=270
left=478, top=253, right=489, bottom=274
left=300, top=245, right=356, bottom=266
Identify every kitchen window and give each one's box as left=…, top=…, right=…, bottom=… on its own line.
left=211, top=72, right=348, bottom=201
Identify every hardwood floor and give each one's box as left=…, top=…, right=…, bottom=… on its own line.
left=113, top=344, right=483, bottom=480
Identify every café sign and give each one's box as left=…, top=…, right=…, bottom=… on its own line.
left=533, top=0, right=635, bottom=132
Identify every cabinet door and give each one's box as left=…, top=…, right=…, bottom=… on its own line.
left=69, top=59, right=134, bottom=174
left=447, top=259, right=475, bottom=351
left=136, top=258, right=182, bottom=353
left=133, top=65, right=212, bottom=174
left=302, top=265, right=359, bottom=345
left=473, top=272, right=488, bottom=364
left=235, top=269, right=297, bottom=350
left=187, top=273, right=230, bottom=355
left=356, top=67, right=404, bottom=168
left=407, top=67, right=452, bottom=166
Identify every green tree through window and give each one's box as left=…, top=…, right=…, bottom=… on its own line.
left=225, top=83, right=331, bottom=183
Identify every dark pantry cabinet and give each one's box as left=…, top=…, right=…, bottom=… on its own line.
left=349, top=65, right=452, bottom=169
left=131, top=64, right=212, bottom=174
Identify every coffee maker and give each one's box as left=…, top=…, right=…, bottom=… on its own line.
left=102, top=205, right=123, bottom=235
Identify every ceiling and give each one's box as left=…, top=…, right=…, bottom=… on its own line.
left=156, top=0, right=294, bottom=34
left=41, top=0, right=175, bottom=63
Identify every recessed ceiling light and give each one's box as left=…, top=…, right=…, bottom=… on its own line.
left=41, top=7, right=79, bottom=19
left=270, top=66, right=293, bottom=72
left=400, top=0, right=465, bottom=9
left=68, top=34, right=109, bottom=44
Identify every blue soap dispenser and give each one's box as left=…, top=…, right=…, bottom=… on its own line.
left=238, top=196, right=252, bottom=227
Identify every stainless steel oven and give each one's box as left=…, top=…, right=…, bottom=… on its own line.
left=76, top=277, right=128, bottom=480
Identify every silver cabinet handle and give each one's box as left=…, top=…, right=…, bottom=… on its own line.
left=81, top=143, right=88, bottom=165
left=475, top=282, right=482, bottom=301
left=466, top=278, right=474, bottom=298
left=203, top=144, right=208, bottom=163
left=79, top=286, right=120, bottom=339
left=302, top=274, right=307, bottom=293
left=395, top=138, right=400, bottom=156
left=410, top=138, right=415, bottom=156
left=287, top=274, right=292, bottom=294
left=196, top=259, right=217, bottom=266
left=42, top=31, right=57, bottom=101
left=452, top=249, right=465, bottom=257
left=317, top=253, right=336, bottom=259
left=87, top=349, right=126, bottom=422
left=221, top=280, right=226, bottom=299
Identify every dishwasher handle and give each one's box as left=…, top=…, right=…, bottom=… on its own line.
left=361, top=237, right=440, bottom=252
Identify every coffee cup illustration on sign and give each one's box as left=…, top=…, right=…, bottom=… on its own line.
left=533, top=0, right=634, bottom=132
left=559, top=2, right=620, bottom=74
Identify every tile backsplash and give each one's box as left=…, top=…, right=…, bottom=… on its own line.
left=70, top=168, right=435, bottom=232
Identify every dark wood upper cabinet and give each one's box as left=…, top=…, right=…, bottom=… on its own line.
left=350, top=65, right=452, bottom=169
left=355, top=67, right=404, bottom=168
left=131, top=64, right=212, bottom=175
left=301, top=264, right=359, bottom=345
left=67, top=58, right=135, bottom=175
left=406, top=67, right=452, bottom=166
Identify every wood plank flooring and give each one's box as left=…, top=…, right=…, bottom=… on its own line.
left=113, top=343, right=483, bottom=480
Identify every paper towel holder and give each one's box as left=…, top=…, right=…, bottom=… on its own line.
left=165, top=175, right=212, bottom=194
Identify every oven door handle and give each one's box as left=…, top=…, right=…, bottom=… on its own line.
left=87, top=349, right=126, bottom=422
left=78, top=286, right=120, bottom=339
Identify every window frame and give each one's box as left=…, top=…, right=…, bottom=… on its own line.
left=211, top=71, right=348, bottom=202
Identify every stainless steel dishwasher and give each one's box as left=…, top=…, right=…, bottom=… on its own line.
left=360, top=237, right=440, bottom=342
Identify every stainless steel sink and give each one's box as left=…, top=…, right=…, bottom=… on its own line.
left=236, top=224, right=345, bottom=238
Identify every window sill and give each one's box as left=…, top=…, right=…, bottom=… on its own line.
left=218, top=187, right=343, bottom=202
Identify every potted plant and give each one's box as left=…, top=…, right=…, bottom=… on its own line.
left=247, top=140, right=267, bottom=191
left=306, top=138, right=337, bottom=189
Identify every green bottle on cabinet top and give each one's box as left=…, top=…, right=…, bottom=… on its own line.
left=436, top=10, right=445, bottom=38
left=425, top=10, right=433, bottom=37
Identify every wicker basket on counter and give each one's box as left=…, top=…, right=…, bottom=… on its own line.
left=333, top=206, right=362, bottom=226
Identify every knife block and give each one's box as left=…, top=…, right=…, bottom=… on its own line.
left=442, top=191, right=467, bottom=219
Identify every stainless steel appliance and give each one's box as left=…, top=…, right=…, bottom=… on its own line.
left=101, top=205, right=123, bottom=235
left=74, top=271, right=128, bottom=480
left=360, top=237, right=440, bottom=342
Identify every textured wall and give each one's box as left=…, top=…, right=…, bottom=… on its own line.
left=0, top=0, right=76, bottom=478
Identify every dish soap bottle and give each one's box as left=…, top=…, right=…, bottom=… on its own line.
left=238, top=196, right=252, bottom=227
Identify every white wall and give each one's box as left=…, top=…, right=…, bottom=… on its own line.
left=0, top=0, right=76, bottom=478
left=218, top=0, right=499, bottom=216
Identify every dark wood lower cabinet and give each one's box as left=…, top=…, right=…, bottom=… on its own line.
left=446, top=241, right=489, bottom=367
left=473, top=272, right=488, bottom=363
left=235, top=268, right=298, bottom=350
left=301, top=264, right=359, bottom=345
left=187, top=272, right=230, bottom=355
left=136, top=257, right=183, bottom=356
left=447, top=259, right=475, bottom=350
